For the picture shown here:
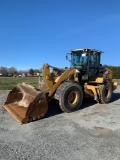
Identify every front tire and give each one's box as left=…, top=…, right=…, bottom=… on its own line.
left=55, top=81, right=83, bottom=112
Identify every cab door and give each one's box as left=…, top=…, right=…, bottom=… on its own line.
left=89, top=52, right=100, bottom=76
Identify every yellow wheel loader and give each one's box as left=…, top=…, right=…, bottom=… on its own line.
left=3, top=48, right=117, bottom=124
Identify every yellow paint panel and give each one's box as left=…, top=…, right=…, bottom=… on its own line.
left=95, top=78, right=104, bottom=83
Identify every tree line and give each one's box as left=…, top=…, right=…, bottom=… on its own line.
left=0, top=66, right=42, bottom=77
left=103, top=65, right=120, bottom=79
left=0, top=65, right=120, bottom=78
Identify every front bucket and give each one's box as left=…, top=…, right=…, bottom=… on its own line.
left=3, top=83, right=48, bottom=124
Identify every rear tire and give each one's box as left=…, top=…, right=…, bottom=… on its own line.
left=99, top=83, right=112, bottom=103
left=55, top=81, right=83, bottom=112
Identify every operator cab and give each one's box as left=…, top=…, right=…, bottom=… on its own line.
left=66, top=48, right=103, bottom=81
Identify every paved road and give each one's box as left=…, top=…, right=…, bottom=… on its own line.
left=0, top=87, right=120, bottom=160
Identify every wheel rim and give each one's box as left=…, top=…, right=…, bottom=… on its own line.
left=67, top=91, right=78, bottom=105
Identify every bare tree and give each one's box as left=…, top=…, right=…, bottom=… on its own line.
left=0, top=67, right=8, bottom=76
left=8, top=67, right=17, bottom=76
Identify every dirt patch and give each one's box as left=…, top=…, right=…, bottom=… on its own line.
left=94, top=127, right=113, bottom=134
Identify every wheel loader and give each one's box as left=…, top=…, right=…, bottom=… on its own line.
left=3, top=48, right=117, bottom=124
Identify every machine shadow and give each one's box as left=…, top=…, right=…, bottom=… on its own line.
left=111, top=92, right=120, bottom=102
left=45, top=92, right=120, bottom=119
left=45, top=98, right=96, bottom=118
left=45, top=100, right=62, bottom=118
left=81, top=98, right=96, bottom=109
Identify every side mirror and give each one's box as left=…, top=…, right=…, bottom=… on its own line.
left=66, top=53, right=71, bottom=62
left=66, top=54, right=68, bottom=60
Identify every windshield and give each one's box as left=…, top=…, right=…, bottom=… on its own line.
left=71, top=51, right=88, bottom=68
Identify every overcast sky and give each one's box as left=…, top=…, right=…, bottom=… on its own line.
left=0, top=0, right=120, bottom=70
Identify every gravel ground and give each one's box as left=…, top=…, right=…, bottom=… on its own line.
left=0, top=86, right=120, bottom=160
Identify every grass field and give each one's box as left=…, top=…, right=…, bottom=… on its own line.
left=0, top=77, right=120, bottom=90
left=0, top=77, right=39, bottom=90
